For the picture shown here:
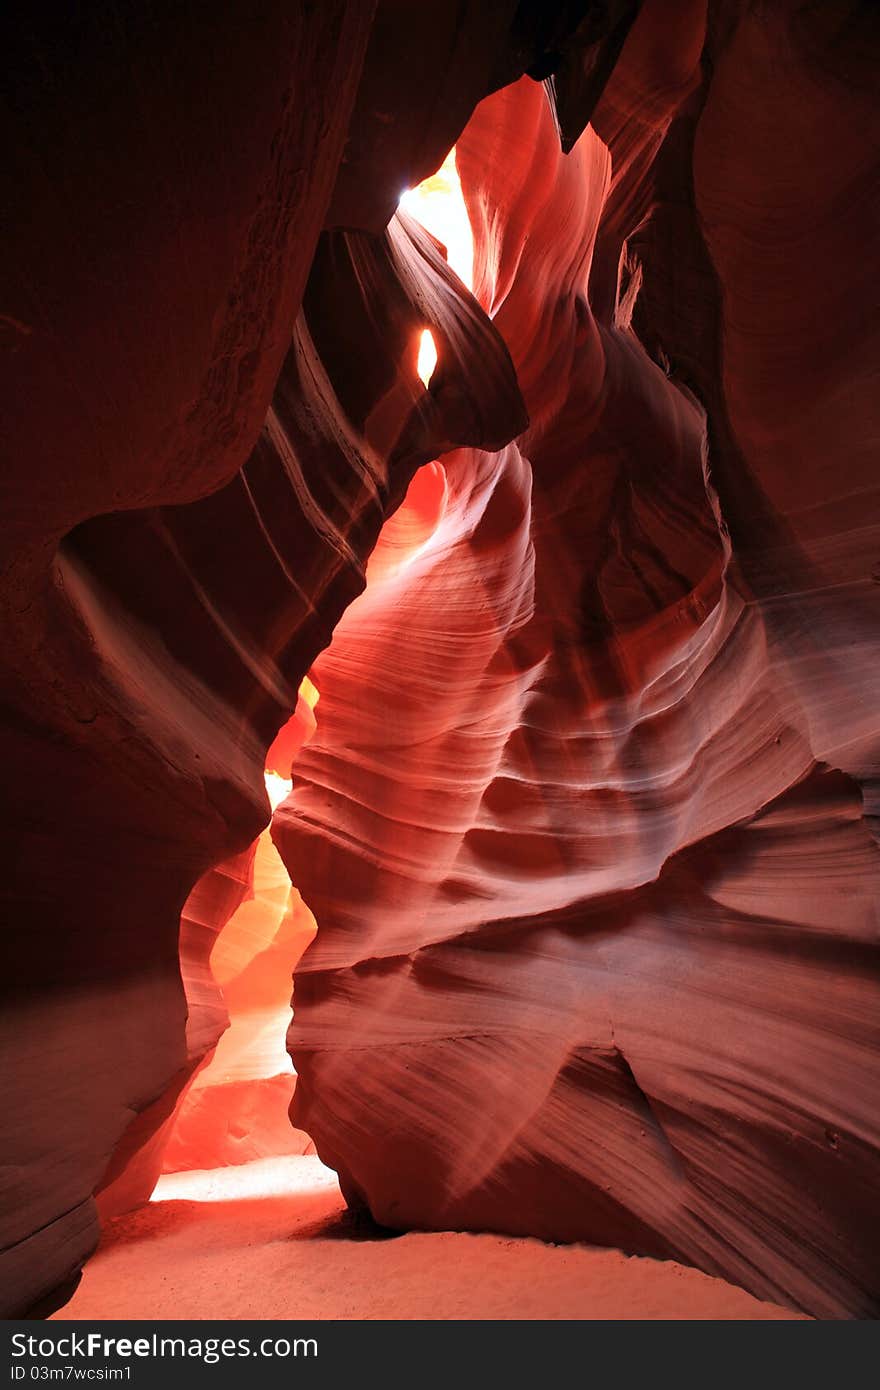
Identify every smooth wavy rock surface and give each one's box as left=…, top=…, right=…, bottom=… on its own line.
left=1, top=0, right=542, bottom=1313
left=279, top=8, right=880, bottom=1319
left=2, top=0, right=878, bottom=1321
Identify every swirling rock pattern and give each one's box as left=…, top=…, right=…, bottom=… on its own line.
left=278, top=5, right=880, bottom=1319
left=0, top=0, right=547, bottom=1314
left=2, top=0, right=877, bottom=1320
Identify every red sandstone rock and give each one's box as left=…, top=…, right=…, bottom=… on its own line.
left=0, top=0, right=552, bottom=1313
left=0, top=0, right=375, bottom=1314
left=2, top=0, right=878, bottom=1322
left=278, top=9, right=880, bottom=1320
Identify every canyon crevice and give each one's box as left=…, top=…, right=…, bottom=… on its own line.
left=2, top=0, right=878, bottom=1319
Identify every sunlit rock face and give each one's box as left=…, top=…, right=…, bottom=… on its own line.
left=0, top=0, right=549, bottom=1315
left=2, top=0, right=878, bottom=1321
left=1, top=2, right=374, bottom=1315
left=277, top=3, right=880, bottom=1320
left=156, top=827, right=316, bottom=1177
left=156, top=694, right=319, bottom=1177
left=97, top=687, right=317, bottom=1214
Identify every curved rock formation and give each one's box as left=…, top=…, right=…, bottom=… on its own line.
left=277, top=6, right=880, bottom=1320
left=2, top=0, right=878, bottom=1321
left=155, top=695, right=320, bottom=1178
left=0, top=0, right=562, bottom=1314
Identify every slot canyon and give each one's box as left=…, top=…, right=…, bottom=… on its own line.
left=2, top=0, right=878, bottom=1322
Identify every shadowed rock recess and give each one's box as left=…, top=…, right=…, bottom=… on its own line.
left=2, top=0, right=878, bottom=1319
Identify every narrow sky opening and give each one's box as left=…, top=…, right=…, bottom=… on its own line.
left=400, top=147, right=474, bottom=386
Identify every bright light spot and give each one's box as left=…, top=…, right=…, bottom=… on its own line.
left=417, top=328, right=438, bottom=387
left=401, top=147, right=473, bottom=391
left=299, top=676, right=319, bottom=711
left=399, top=147, right=474, bottom=291
left=264, top=770, right=292, bottom=812
left=150, top=1154, right=339, bottom=1204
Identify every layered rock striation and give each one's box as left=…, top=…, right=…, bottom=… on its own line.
left=2, top=0, right=878, bottom=1319
left=278, top=3, right=880, bottom=1319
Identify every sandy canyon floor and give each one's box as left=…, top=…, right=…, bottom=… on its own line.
left=52, top=1157, right=805, bottom=1321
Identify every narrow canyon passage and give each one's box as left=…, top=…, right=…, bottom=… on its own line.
left=3, top=0, right=878, bottom=1324
left=154, top=682, right=320, bottom=1185
left=59, top=148, right=800, bottom=1323
left=135, top=149, right=479, bottom=1206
